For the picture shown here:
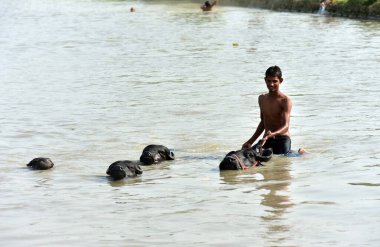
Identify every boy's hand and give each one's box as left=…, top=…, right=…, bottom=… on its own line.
left=257, top=139, right=265, bottom=153
left=263, top=131, right=273, bottom=142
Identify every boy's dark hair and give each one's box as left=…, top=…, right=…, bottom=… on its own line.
left=205, top=1, right=211, bottom=7
left=265, top=66, right=282, bottom=78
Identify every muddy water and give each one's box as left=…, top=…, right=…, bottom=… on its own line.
left=1, top=0, right=379, bottom=246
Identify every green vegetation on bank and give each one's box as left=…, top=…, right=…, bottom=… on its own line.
left=327, top=0, right=380, bottom=19
left=219, top=0, right=380, bottom=19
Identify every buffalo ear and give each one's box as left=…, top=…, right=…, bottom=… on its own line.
left=167, top=151, right=175, bottom=160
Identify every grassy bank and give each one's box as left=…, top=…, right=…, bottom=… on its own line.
left=327, top=0, right=380, bottom=19
left=219, top=0, right=380, bottom=20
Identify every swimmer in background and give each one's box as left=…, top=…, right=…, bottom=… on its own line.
left=130, top=7, right=135, bottom=12
left=201, top=0, right=218, bottom=11
left=318, top=0, right=329, bottom=15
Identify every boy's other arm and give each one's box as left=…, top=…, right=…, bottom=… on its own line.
left=242, top=120, right=264, bottom=149
left=242, top=95, right=265, bottom=149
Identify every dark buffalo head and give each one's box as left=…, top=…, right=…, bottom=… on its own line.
left=219, top=149, right=257, bottom=170
left=139, top=145, right=175, bottom=165
left=219, top=148, right=273, bottom=170
left=106, top=160, right=143, bottom=180
left=27, top=157, right=54, bottom=170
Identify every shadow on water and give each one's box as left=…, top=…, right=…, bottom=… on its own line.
left=219, top=157, right=294, bottom=242
left=102, top=175, right=143, bottom=187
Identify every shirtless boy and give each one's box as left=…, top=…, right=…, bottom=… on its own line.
left=201, top=0, right=218, bottom=11
left=242, top=66, right=293, bottom=154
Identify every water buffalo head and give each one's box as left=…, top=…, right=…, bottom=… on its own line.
left=139, top=145, right=175, bottom=165
left=106, top=160, right=143, bottom=180
left=219, top=148, right=272, bottom=170
left=27, top=157, right=54, bottom=170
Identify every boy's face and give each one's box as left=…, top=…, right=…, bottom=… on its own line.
left=264, top=76, right=283, bottom=92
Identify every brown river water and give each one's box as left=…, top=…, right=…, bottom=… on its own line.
left=1, top=0, right=379, bottom=246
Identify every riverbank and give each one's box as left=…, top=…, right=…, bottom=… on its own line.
left=219, top=0, right=380, bottom=20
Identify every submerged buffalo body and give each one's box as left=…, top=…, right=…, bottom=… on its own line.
left=107, top=144, right=175, bottom=180
left=106, top=160, right=143, bottom=180
left=219, top=148, right=273, bottom=170
left=139, top=144, right=175, bottom=165
left=27, top=157, right=54, bottom=170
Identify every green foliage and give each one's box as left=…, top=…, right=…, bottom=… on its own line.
left=218, top=0, right=380, bottom=19
left=364, top=0, right=377, bottom=6
left=344, top=0, right=377, bottom=6
left=369, top=1, right=380, bottom=17
left=333, top=0, right=348, bottom=4
left=346, top=0, right=365, bottom=6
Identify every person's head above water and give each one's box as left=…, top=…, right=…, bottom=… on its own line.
left=201, top=0, right=217, bottom=11
left=264, top=66, right=283, bottom=93
left=265, top=65, right=282, bottom=79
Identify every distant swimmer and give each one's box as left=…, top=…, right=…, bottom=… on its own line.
left=200, top=0, right=218, bottom=11
left=242, top=66, right=305, bottom=155
left=130, top=7, right=135, bottom=12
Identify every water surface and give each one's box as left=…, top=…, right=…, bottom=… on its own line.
left=1, top=0, right=379, bottom=246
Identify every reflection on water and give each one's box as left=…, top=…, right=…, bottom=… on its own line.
left=258, top=159, right=293, bottom=244
left=220, top=157, right=294, bottom=244
left=1, top=0, right=380, bottom=246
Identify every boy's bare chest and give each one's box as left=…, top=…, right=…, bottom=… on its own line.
left=261, top=98, right=283, bottom=116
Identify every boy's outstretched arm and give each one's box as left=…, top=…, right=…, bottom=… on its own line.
left=242, top=120, right=264, bottom=149
left=242, top=95, right=265, bottom=149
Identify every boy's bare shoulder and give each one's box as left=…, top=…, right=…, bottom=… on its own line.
left=258, top=93, right=266, bottom=104
left=281, top=93, right=292, bottom=102
left=258, top=93, right=267, bottom=99
left=280, top=94, right=292, bottom=108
